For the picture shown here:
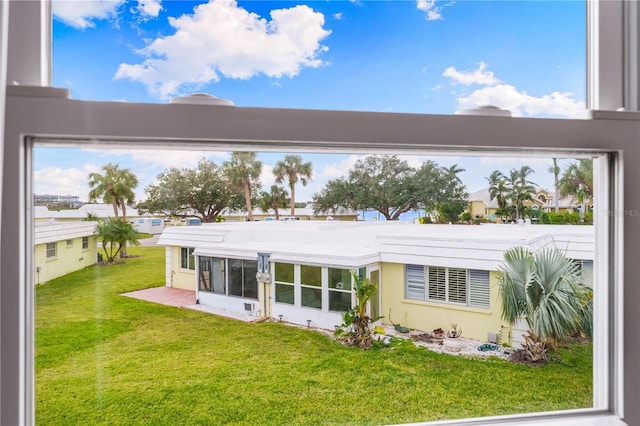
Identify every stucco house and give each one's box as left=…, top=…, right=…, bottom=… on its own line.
left=33, top=221, right=99, bottom=284
left=467, top=188, right=591, bottom=221
left=157, top=222, right=593, bottom=345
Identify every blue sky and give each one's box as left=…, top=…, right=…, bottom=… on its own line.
left=35, top=0, right=587, bottom=203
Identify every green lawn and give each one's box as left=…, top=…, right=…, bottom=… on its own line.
left=36, top=246, right=593, bottom=425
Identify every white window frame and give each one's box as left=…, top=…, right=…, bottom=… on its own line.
left=180, top=247, right=195, bottom=270
left=406, top=265, right=490, bottom=309
left=82, top=236, right=89, bottom=250
left=45, top=242, right=56, bottom=259
left=1, top=2, right=638, bottom=425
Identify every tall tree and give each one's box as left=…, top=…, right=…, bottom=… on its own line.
left=138, top=158, right=243, bottom=223
left=548, top=158, right=560, bottom=213
left=486, top=170, right=509, bottom=210
left=88, top=163, right=138, bottom=220
left=224, top=152, right=262, bottom=221
left=559, top=159, right=593, bottom=220
left=313, top=156, right=467, bottom=222
left=509, top=166, right=536, bottom=220
left=259, top=185, right=289, bottom=220
left=273, top=155, right=313, bottom=217
left=313, top=155, right=415, bottom=220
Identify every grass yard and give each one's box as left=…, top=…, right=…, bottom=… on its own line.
left=36, top=246, right=593, bottom=425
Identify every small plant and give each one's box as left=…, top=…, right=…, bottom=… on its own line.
left=447, top=323, right=463, bottom=338
left=334, top=270, right=381, bottom=350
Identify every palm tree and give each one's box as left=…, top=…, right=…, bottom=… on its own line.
left=498, top=247, right=592, bottom=360
left=96, top=218, right=140, bottom=262
left=486, top=170, right=509, bottom=210
left=509, top=166, right=536, bottom=219
left=548, top=158, right=560, bottom=213
left=259, top=185, right=289, bottom=220
left=559, top=159, right=593, bottom=220
left=224, top=152, right=262, bottom=221
left=88, top=163, right=138, bottom=221
left=273, top=155, right=313, bottom=217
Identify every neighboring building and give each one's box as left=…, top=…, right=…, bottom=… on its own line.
left=34, top=193, right=82, bottom=207
left=158, top=222, right=593, bottom=345
left=223, top=205, right=358, bottom=222
left=467, top=187, right=591, bottom=221
left=33, top=221, right=99, bottom=284
left=35, top=204, right=164, bottom=233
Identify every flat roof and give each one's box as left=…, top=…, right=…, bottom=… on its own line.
left=159, top=222, right=594, bottom=270
left=34, top=221, right=98, bottom=245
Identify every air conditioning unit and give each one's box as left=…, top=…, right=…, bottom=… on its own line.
left=244, top=303, right=254, bottom=312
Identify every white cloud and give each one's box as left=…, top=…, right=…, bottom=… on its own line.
left=137, top=0, right=162, bottom=18
left=442, top=62, right=585, bottom=118
left=416, top=0, right=445, bottom=21
left=442, top=62, right=500, bottom=86
left=456, top=83, right=585, bottom=118
left=319, top=155, right=364, bottom=179
left=333, top=12, right=343, bottom=20
left=115, top=0, right=331, bottom=98
left=33, top=164, right=102, bottom=201
left=52, top=0, right=124, bottom=29
left=82, top=148, right=228, bottom=169
left=259, top=164, right=276, bottom=190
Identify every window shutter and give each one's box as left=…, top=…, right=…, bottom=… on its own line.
left=428, top=267, right=446, bottom=301
left=448, top=268, right=467, bottom=304
left=469, top=270, right=490, bottom=309
left=406, top=265, right=425, bottom=300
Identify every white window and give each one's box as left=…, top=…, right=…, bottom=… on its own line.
left=197, top=257, right=257, bottom=300
left=274, top=263, right=353, bottom=313
left=65, top=239, right=72, bottom=248
left=46, top=242, right=56, bottom=258
left=82, top=237, right=89, bottom=250
left=406, top=265, right=489, bottom=308
left=274, top=262, right=294, bottom=305
left=180, top=247, right=195, bottom=270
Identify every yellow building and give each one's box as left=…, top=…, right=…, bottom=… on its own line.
left=468, top=188, right=590, bottom=221
left=158, top=221, right=593, bottom=346
left=34, top=222, right=98, bottom=284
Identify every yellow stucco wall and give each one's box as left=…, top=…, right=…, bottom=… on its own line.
left=169, top=246, right=197, bottom=290
left=468, top=201, right=486, bottom=219
left=34, top=236, right=97, bottom=284
left=380, top=263, right=510, bottom=343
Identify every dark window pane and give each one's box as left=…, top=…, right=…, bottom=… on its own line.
left=329, top=291, right=351, bottom=312
left=301, top=265, right=321, bottom=287
left=228, top=259, right=243, bottom=297
left=301, top=287, right=322, bottom=309
left=329, top=268, right=351, bottom=290
left=275, top=283, right=294, bottom=305
left=198, top=257, right=212, bottom=292
left=274, top=262, right=294, bottom=283
left=243, top=260, right=258, bottom=299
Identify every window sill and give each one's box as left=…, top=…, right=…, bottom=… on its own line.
left=413, top=412, right=625, bottom=426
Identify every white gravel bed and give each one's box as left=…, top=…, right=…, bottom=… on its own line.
left=379, top=324, right=512, bottom=360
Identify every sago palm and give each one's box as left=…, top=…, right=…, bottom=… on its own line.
left=498, top=247, right=592, bottom=354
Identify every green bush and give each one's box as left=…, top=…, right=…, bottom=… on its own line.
left=539, top=211, right=583, bottom=225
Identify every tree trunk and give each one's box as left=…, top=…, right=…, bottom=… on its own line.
left=244, top=181, right=254, bottom=221
left=290, top=184, right=296, bottom=217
